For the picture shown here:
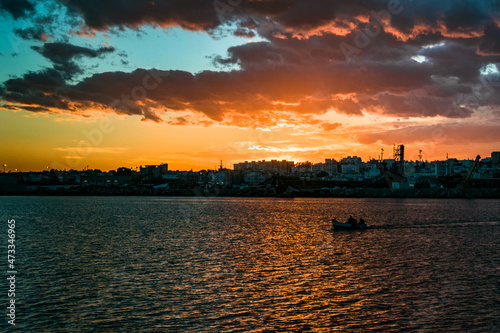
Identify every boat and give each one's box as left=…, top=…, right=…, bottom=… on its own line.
left=332, top=221, right=368, bottom=231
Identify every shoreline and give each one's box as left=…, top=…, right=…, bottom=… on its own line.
left=2, top=187, right=500, bottom=199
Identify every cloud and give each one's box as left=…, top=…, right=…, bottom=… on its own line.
left=54, top=146, right=127, bottom=154
left=2, top=1, right=500, bottom=127
left=1, top=55, right=496, bottom=123
left=31, top=42, right=115, bottom=76
left=14, top=27, right=49, bottom=41
left=1, top=42, right=117, bottom=117
left=233, top=27, right=256, bottom=38
left=2, top=68, right=70, bottom=110
left=0, top=0, right=34, bottom=19
left=357, top=123, right=500, bottom=145
left=6, top=1, right=499, bottom=42
left=321, top=122, right=342, bottom=132
left=60, top=0, right=223, bottom=31
left=478, top=21, right=500, bottom=55
left=362, top=91, right=473, bottom=119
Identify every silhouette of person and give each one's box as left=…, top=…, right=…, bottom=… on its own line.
left=347, top=215, right=357, bottom=228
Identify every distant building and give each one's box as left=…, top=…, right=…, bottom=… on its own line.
left=291, top=165, right=310, bottom=173
left=324, top=159, right=339, bottom=175
left=492, top=152, right=500, bottom=166
left=340, top=156, right=362, bottom=174
left=310, top=159, right=340, bottom=176
left=81, top=174, right=131, bottom=187
left=434, top=161, right=448, bottom=176
left=215, top=168, right=232, bottom=187
left=139, top=163, right=168, bottom=177
left=383, top=159, right=396, bottom=169
left=434, top=159, right=455, bottom=176
left=311, top=163, right=325, bottom=173
left=234, top=160, right=293, bottom=173
left=363, top=164, right=380, bottom=179
left=244, top=171, right=267, bottom=186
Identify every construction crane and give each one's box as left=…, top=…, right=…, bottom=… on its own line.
left=460, top=155, right=481, bottom=187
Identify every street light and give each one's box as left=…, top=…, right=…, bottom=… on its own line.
left=2, top=164, right=5, bottom=173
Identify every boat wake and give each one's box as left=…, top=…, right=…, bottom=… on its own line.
left=368, top=221, right=500, bottom=230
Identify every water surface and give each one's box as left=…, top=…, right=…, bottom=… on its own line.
left=1, top=197, right=499, bottom=332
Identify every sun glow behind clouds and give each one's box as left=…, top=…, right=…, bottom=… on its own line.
left=411, top=55, right=427, bottom=63
left=422, top=41, right=446, bottom=49
left=480, top=63, right=499, bottom=75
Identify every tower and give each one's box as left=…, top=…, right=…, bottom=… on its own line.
left=393, top=144, right=405, bottom=177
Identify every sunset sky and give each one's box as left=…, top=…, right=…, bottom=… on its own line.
left=1, top=0, right=499, bottom=171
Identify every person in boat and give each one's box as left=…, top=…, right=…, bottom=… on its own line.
left=347, top=215, right=357, bottom=228
left=359, top=218, right=366, bottom=225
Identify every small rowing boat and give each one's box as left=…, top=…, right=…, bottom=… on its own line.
left=332, top=221, right=368, bottom=231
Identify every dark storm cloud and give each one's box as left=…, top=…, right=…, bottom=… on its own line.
left=0, top=42, right=120, bottom=116
left=31, top=42, right=115, bottom=76
left=479, top=22, right=500, bottom=55
left=4, top=68, right=65, bottom=94
left=59, top=0, right=222, bottom=31
left=32, top=42, right=115, bottom=64
left=386, top=0, right=497, bottom=35
left=362, top=92, right=473, bottom=119
left=2, top=0, right=500, bottom=124
left=242, top=0, right=499, bottom=38
left=2, top=68, right=69, bottom=107
left=4, top=0, right=490, bottom=43
left=0, top=61, right=470, bottom=123
left=0, top=0, right=34, bottom=19
left=14, top=27, right=47, bottom=41
left=234, top=28, right=256, bottom=38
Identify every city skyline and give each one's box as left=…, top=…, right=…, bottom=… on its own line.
left=1, top=1, right=500, bottom=172
left=3, top=149, right=499, bottom=197
left=1, top=149, right=497, bottom=173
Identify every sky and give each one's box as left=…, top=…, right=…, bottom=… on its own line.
left=0, top=0, right=499, bottom=172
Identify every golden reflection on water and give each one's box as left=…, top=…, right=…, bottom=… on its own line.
left=6, top=197, right=500, bottom=331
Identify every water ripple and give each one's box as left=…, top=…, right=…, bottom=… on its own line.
left=0, top=197, right=499, bottom=332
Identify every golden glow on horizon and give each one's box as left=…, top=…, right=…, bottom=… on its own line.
left=1, top=108, right=497, bottom=172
